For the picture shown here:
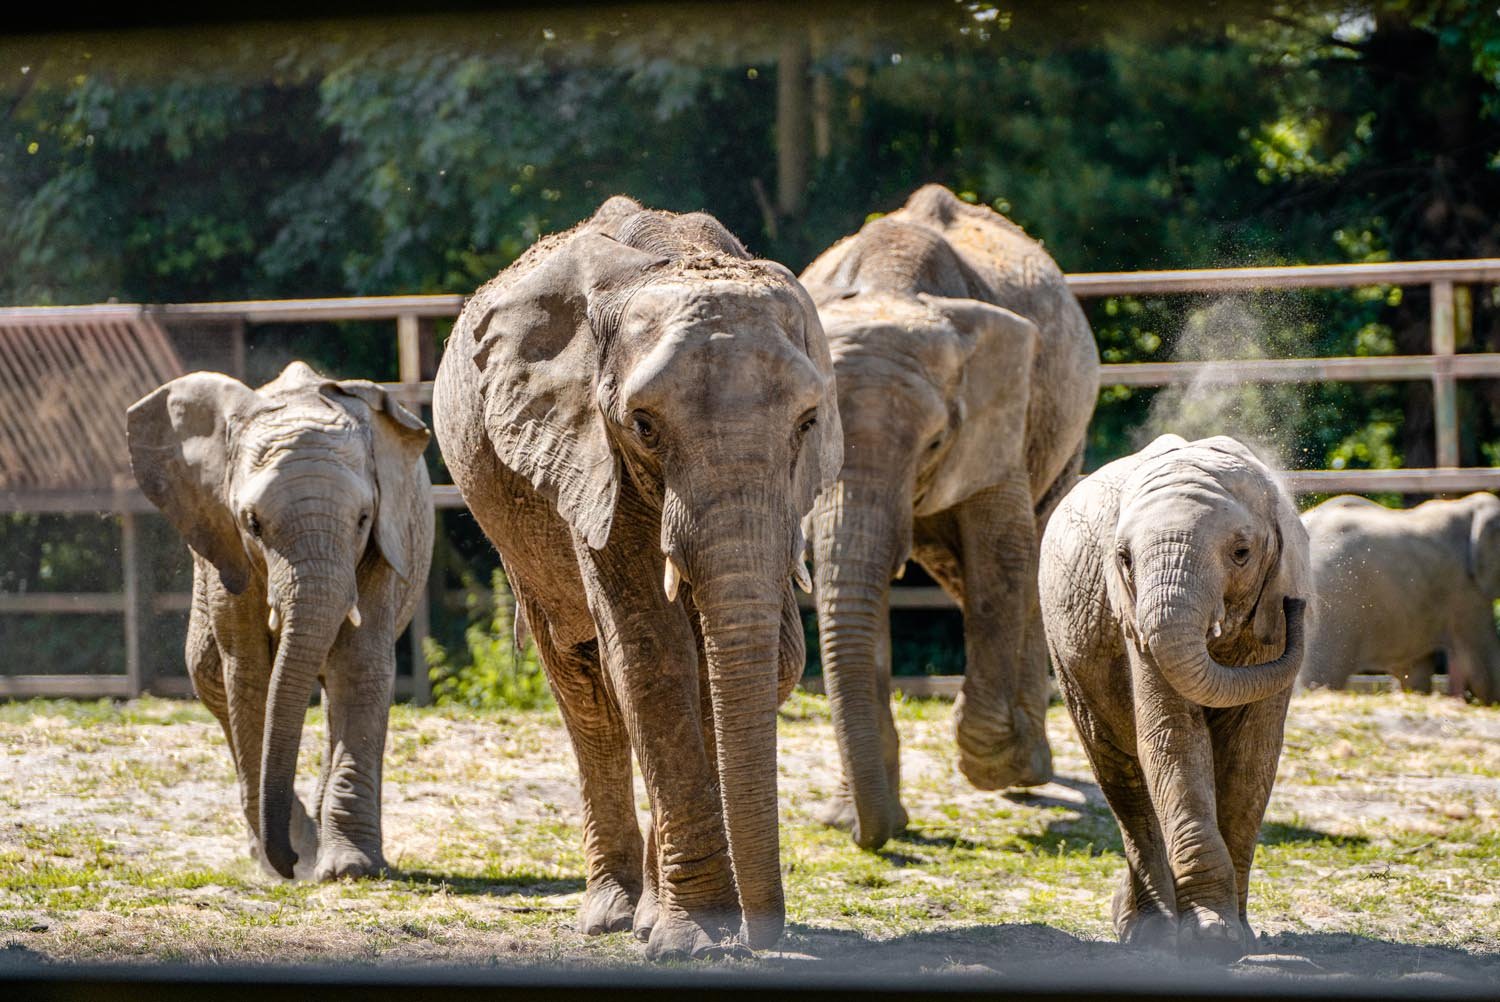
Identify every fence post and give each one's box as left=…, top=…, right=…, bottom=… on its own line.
left=396, top=313, right=432, bottom=705
left=121, top=509, right=143, bottom=698
left=1431, top=280, right=1459, bottom=469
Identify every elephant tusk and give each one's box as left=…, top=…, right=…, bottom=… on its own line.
left=793, top=559, right=813, bottom=594
left=1211, top=619, right=1222, bottom=639
left=893, top=562, right=906, bottom=581
left=348, top=604, right=363, bottom=629
left=268, top=605, right=281, bottom=633
left=663, top=556, right=682, bottom=603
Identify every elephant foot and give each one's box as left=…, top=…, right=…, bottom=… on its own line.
left=814, top=791, right=910, bottom=851
left=1112, top=876, right=1175, bottom=951
left=1176, top=905, right=1248, bottom=963
left=313, top=844, right=385, bottom=881
left=579, top=876, right=637, bottom=936
left=633, top=885, right=659, bottom=942
left=645, top=909, right=743, bottom=962
left=957, top=742, right=1053, bottom=792
left=954, top=700, right=1053, bottom=792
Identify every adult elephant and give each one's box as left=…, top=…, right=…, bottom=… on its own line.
left=1299, top=492, right=1500, bottom=702
left=799, top=184, right=1099, bottom=849
left=1039, top=434, right=1310, bottom=960
left=127, top=361, right=434, bottom=881
left=433, top=197, right=842, bottom=959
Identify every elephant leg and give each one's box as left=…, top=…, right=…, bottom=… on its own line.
left=1398, top=653, right=1440, bottom=694
left=187, top=570, right=234, bottom=758
left=527, top=604, right=643, bottom=937
left=1057, top=676, right=1175, bottom=949
left=206, top=576, right=287, bottom=874
left=1207, top=690, right=1291, bottom=943
left=313, top=622, right=396, bottom=881
left=573, top=538, right=740, bottom=961
left=1131, top=662, right=1244, bottom=960
left=952, top=476, right=1051, bottom=790
left=635, top=819, right=661, bottom=942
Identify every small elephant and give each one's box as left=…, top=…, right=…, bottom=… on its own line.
left=433, top=197, right=841, bottom=958
left=799, top=184, right=1100, bottom=849
left=1299, top=492, right=1500, bottom=702
left=1039, top=434, right=1310, bottom=960
left=127, top=361, right=433, bottom=881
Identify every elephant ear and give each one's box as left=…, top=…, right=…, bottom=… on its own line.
left=127, top=372, right=264, bottom=595
left=467, top=231, right=666, bottom=550
left=1249, top=464, right=1313, bottom=648
left=915, top=294, right=1038, bottom=515
left=1465, top=493, right=1500, bottom=597
left=322, top=379, right=430, bottom=581
left=764, top=262, right=844, bottom=517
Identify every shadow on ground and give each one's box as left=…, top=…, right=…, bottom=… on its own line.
left=387, top=869, right=585, bottom=900
left=767, top=922, right=1499, bottom=984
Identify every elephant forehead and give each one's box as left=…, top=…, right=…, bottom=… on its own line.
left=242, top=411, right=365, bottom=469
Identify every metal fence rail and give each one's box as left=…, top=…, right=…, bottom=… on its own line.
left=4, top=258, right=1499, bottom=699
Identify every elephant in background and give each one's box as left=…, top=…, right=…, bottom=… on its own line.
left=799, top=184, right=1099, bottom=849
left=127, top=361, right=433, bottom=881
left=1039, top=434, right=1310, bottom=960
left=432, top=197, right=842, bottom=958
left=1299, top=492, right=1500, bottom=702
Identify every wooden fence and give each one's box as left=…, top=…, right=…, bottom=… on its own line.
left=4, top=258, right=1500, bottom=700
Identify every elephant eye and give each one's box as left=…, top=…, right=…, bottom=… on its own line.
left=631, top=410, right=660, bottom=449
left=1116, top=544, right=1132, bottom=572
left=358, top=512, right=370, bottom=529
left=1232, top=544, right=1252, bottom=566
left=796, top=410, right=818, bottom=437
left=245, top=511, right=262, bottom=538
left=927, top=435, right=944, bottom=453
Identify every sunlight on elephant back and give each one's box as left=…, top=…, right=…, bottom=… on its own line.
left=0, top=307, right=185, bottom=491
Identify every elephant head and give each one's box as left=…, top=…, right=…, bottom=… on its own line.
left=800, top=275, right=1037, bottom=847
left=1108, top=435, right=1310, bottom=707
left=463, top=201, right=842, bottom=945
left=127, top=361, right=429, bottom=878
left=1465, top=492, right=1500, bottom=599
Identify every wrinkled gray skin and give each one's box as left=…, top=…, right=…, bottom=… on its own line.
left=799, top=184, right=1099, bottom=849
left=127, top=362, right=433, bottom=882
left=432, top=198, right=842, bottom=959
left=1039, top=435, right=1310, bottom=961
left=1299, top=492, right=1500, bottom=702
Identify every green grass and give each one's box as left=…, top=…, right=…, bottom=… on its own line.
left=0, top=690, right=1497, bottom=974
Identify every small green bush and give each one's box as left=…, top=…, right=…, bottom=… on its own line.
left=424, top=570, right=553, bottom=711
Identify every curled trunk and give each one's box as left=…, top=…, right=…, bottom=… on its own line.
left=809, top=478, right=902, bottom=850
left=1143, top=594, right=1306, bottom=709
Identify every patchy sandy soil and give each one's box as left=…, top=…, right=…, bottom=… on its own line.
left=0, top=690, right=1497, bottom=988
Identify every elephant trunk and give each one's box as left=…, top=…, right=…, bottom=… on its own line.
left=259, top=542, right=351, bottom=879
left=686, top=503, right=788, bottom=950
left=809, top=477, right=904, bottom=850
left=1136, top=548, right=1305, bottom=708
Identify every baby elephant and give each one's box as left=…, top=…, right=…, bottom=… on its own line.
left=1039, top=434, right=1309, bottom=960
left=128, top=361, right=434, bottom=881
left=1299, top=492, right=1500, bottom=702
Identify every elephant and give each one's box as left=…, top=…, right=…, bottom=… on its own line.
left=798, top=184, right=1100, bottom=849
left=1038, top=434, right=1310, bottom=960
left=1298, top=492, right=1500, bottom=702
left=127, top=361, right=434, bottom=881
left=431, top=196, right=842, bottom=959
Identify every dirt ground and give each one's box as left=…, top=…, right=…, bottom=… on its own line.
left=1, top=689, right=1497, bottom=989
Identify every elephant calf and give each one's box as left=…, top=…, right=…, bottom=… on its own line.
left=1039, top=434, right=1309, bottom=960
left=128, top=361, right=434, bottom=881
left=1299, top=492, right=1500, bottom=702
